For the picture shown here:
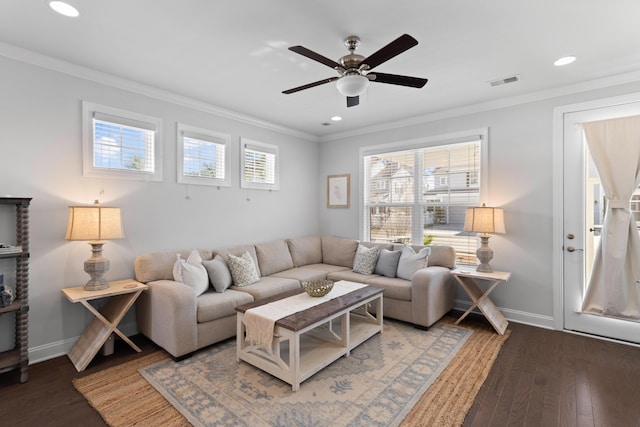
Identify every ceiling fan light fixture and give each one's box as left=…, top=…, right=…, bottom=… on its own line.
left=336, top=74, right=369, bottom=97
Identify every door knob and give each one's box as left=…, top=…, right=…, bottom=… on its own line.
left=566, top=246, right=583, bottom=252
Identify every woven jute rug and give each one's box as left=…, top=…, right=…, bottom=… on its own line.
left=74, top=317, right=509, bottom=426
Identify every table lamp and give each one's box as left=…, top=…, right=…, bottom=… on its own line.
left=65, top=200, right=124, bottom=291
left=464, top=203, right=505, bottom=273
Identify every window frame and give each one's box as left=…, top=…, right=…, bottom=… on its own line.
left=240, top=138, right=280, bottom=191
left=82, top=101, right=163, bottom=181
left=359, top=128, right=488, bottom=265
left=176, top=123, right=231, bottom=187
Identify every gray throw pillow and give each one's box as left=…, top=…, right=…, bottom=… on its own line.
left=374, top=249, right=402, bottom=278
left=396, top=246, right=431, bottom=280
left=202, top=255, right=233, bottom=293
left=352, top=244, right=380, bottom=274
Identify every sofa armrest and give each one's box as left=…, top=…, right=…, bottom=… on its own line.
left=410, top=266, right=455, bottom=328
left=136, top=279, right=197, bottom=358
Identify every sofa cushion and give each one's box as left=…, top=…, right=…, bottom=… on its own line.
left=352, top=244, right=380, bottom=274
left=134, top=249, right=213, bottom=283
left=202, top=255, right=233, bottom=293
left=227, top=252, right=260, bottom=286
left=255, top=239, right=294, bottom=276
left=321, top=236, right=358, bottom=268
left=196, top=289, right=254, bottom=323
left=365, top=276, right=412, bottom=301
left=214, top=245, right=261, bottom=276
left=327, top=269, right=380, bottom=283
left=374, top=249, right=402, bottom=278
left=396, top=246, right=431, bottom=280
left=172, top=250, right=209, bottom=296
left=360, top=242, right=395, bottom=251
left=287, top=236, right=323, bottom=267
left=301, top=263, right=351, bottom=274
left=270, top=266, right=328, bottom=282
left=231, top=276, right=300, bottom=300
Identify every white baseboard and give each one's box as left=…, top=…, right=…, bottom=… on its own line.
left=28, top=321, right=139, bottom=365
left=454, top=299, right=555, bottom=330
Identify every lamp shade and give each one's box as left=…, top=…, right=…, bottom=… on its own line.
left=65, top=201, right=124, bottom=241
left=464, top=204, right=506, bottom=234
left=336, top=74, right=369, bottom=97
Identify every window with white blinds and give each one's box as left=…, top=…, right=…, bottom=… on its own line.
left=241, top=138, right=279, bottom=190
left=362, top=130, right=486, bottom=264
left=177, top=124, right=230, bottom=187
left=82, top=102, right=163, bottom=181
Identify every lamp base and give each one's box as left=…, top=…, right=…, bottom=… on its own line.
left=84, top=241, right=110, bottom=291
left=476, top=235, right=494, bottom=273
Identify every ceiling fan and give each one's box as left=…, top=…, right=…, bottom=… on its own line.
left=283, top=34, right=428, bottom=107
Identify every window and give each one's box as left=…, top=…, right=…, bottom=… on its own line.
left=362, top=130, right=487, bottom=264
left=241, top=138, right=279, bottom=190
left=177, top=124, right=230, bottom=187
left=82, top=102, right=162, bottom=181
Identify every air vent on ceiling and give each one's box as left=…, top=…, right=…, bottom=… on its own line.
left=489, top=75, right=520, bottom=87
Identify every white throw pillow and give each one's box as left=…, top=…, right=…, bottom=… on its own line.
left=352, top=244, right=380, bottom=274
left=172, top=250, right=209, bottom=296
left=396, top=246, right=431, bottom=280
left=227, top=251, right=260, bottom=286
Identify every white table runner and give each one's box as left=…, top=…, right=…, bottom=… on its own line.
left=244, top=281, right=367, bottom=349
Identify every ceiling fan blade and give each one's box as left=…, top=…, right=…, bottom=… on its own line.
left=370, top=72, right=428, bottom=88
left=289, top=46, right=342, bottom=69
left=282, top=77, right=339, bottom=94
left=347, top=96, right=359, bottom=107
left=361, top=34, right=418, bottom=70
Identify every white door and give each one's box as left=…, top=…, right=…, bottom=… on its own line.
left=562, top=102, right=640, bottom=344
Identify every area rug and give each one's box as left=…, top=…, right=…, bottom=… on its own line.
left=73, top=317, right=510, bottom=427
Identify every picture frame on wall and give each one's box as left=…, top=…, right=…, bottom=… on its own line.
left=327, top=174, right=350, bottom=208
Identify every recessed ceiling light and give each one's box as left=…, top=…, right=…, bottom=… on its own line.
left=331, top=116, right=342, bottom=121
left=49, top=1, right=80, bottom=17
left=554, top=56, right=576, bottom=66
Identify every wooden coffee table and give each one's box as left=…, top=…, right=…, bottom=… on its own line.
left=235, top=282, right=383, bottom=391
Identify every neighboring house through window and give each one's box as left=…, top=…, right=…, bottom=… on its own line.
left=177, top=123, right=230, bottom=187
left=361, top=129, right=487, bottom=264
left=241, top=138, right=279, bottom=190
left=82, top=102, right=163, bottom=181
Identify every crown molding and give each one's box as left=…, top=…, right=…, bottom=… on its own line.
left=320, top=69, right=640, bottom=142
left=0, top=41, right=319, bottom=143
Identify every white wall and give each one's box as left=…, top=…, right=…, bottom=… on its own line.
left=319, top=80, right=640, bottom=328
left=0, top=56, right=321, bottom=361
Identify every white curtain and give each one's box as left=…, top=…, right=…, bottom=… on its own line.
left=581, top=115, right=640, bottom=320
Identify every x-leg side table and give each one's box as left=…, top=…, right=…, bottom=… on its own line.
left=453, top=269, right=511, bottom=335
left=61, top=279, right=148, bottom=372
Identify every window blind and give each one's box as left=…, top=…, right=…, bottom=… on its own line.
left=182, top=132, right=226, bottom=180
left=243, top=143, right=276, bottom=186
left=363, top=137, right=482, bottom=263
left=93, top=118, right=155, bottom=172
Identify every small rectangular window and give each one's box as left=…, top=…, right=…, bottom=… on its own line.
left=241, top=138, right=279, bottom=190
left=177, top=124, right=230, bottom=187
left=82, top=102, right=162, bottom=181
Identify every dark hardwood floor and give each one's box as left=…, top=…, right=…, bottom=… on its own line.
left=1, top=314, right=639, bottom=426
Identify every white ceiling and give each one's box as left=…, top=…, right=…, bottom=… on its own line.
left=2, top=1, right=640, bottom=139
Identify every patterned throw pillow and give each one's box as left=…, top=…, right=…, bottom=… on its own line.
left=352, top=244, right=380, bottom=275
left=396, top=246, right=431, bottom=280
left=227, top=251, right=260, bottom=286
left=172, top=249, right=209, bottom=296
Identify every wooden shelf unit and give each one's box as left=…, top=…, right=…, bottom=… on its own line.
left=0, top=197, right=31, bottom=383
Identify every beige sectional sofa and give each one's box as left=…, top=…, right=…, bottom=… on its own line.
left=134, top=235, right=456, bottom=358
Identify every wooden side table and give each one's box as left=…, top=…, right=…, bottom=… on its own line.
left=452, top=269, right=511, bottom=335
left=61, top=279, right=148, bottom=372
